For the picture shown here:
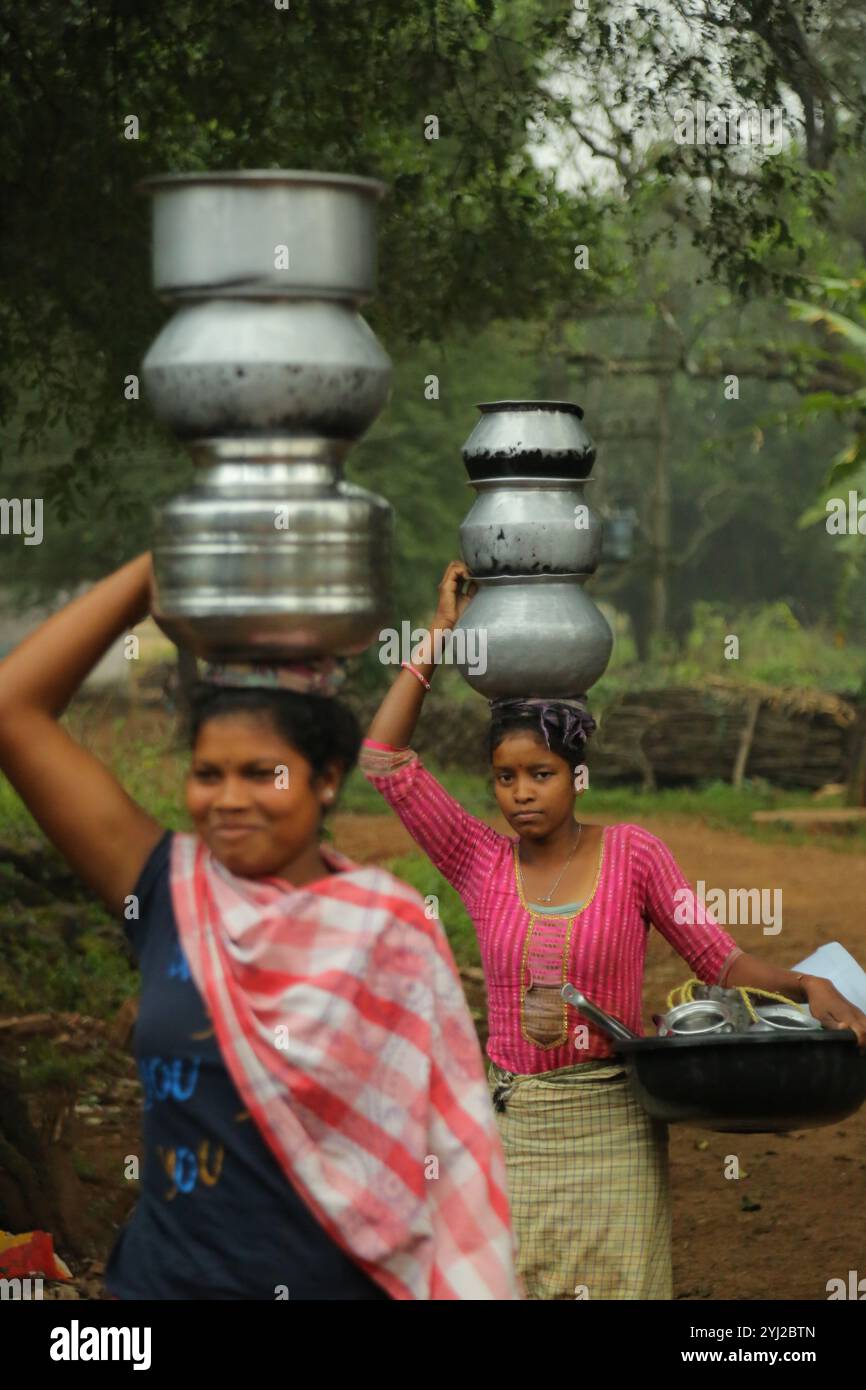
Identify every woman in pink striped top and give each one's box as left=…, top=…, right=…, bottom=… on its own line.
left=361, top=561, right=866, bottom=1301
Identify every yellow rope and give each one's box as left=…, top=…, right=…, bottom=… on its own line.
left=665, top=978, right=807, bottom=1023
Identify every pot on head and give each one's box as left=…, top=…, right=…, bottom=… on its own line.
left=150, top=462, right=392, bottom=661
left=461, top=400, right=596, bottom=482
left=451, top=573, right=613, bottom=698
left=137, top=169, right=386, bottom=301
left=459, top=476, right=603, bottom=576
left=142, top=299, right=393, bottom=444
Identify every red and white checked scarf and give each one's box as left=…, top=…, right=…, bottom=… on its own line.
left=169, top=832, right=520, bottom=1300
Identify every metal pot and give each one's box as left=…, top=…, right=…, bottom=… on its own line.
left=451, top=573, right=613, bottom=697
left=748, top=1004, right=823, bottom=1033
left=461, top=400, right=596, bottom=482
left=150, top=463, right=392, bottom=660
left=459, top=477, right=602, bottom=576
left=185, top=436, right=357, bottom=472
left=137, top=169, right=385, bottom=301
left=142, top=299, right=392, bottom=442
left=656, top=1001, right=735, bottom=1037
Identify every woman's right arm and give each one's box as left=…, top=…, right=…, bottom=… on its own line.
left=362, top=561, right=503, bottom=906
left=0, top=554, right=164, bottom=916
left=366, top=560, right=476, bottom=748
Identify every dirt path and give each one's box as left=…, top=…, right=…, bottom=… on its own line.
left=334, top=807, right=866, bottom=1302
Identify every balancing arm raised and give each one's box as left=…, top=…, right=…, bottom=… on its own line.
left=0, top=555, right=164, bottom=916
left=365, top=560, right=476, bottom=749
left=363, top=560, right=502, bottom=906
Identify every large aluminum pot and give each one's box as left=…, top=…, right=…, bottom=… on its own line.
left=451, top=573, right=613, bottom=697
left=142, top=299, right=392, bottom=442
left=459, top=477, right=603, bottom=576
left=150, top=463, right=392, bottom=660
left=185, top=436, right=356, bottom=471
left=462, top=401, right=596, bottom=482
left=137, top=170, right=386, bottom=301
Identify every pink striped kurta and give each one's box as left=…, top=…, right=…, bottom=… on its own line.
left=360, top=743, right=743, bottom=1075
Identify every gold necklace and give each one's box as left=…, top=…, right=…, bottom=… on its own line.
left=518, top=821, right=582, bottom=903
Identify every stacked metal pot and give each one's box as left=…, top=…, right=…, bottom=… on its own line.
left=138, top=170, right=394, bottom=661
left=452, top=401, right=613, bottom=697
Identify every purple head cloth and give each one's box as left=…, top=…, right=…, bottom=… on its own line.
left=488, top=695, right=596, bottom=758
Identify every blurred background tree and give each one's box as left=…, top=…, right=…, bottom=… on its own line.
left=2, top=0, right=866, bottom=696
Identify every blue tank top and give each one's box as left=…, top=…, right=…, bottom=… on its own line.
left=104, top=831, right=389, bottom=1300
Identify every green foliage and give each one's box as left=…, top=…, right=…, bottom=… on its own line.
left=554, top=0, right=866, bottom=299
left=671, top=599, right=863, bottom=690
left=0, top=777, right=41, bottom=839
left=789, top=283, right=866, bottom=502
left=5, top=0, right=865, bottom=616
left=17, top=1038, right=98, bottom=1092
left=589, top=595, right=866, bottom=706
left=0, top=903, right=137, bottom=1018
left=341, top=752, right=498, bottom=818
left=0, top=0, right=613, bottom=545
left=72, top=1151, right=100, bottom=1181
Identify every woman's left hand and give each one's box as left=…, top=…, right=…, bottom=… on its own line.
left=804, top=976, right=866, bottom=1052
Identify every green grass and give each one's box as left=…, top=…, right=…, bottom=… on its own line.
left=381, top=853, right=481, bottom=969
left=0, top=775, right=44, bottom=838
left=0, top=906, right=138, bottom=1018
left=352, top=762, right=866, bottom=855
left=582, top=780, right=866, bottom=852
left=72, top=1152, right=100, bottom=1181
left=18, top=1037, right=103, bottom=1091
left=338, top=759, right=497, bottom=820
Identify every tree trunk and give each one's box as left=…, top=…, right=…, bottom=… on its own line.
left=0, top=1060, right=90, bottom=1253
left=647, top=372, right=672, bottom=647
left=732, top=693, right=762, bottom=788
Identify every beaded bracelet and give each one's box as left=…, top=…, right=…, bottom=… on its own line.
left=401, top=660, right=431, bottom=691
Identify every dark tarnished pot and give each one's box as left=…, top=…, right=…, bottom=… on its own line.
left=142, top=299, right=392, bottom=442
left=459, top=476, right=602, bottom=576
left=461, top=400, right=596, bottom=481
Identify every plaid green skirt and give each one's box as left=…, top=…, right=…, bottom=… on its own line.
left=488, top=1059, right=673, bottom=1300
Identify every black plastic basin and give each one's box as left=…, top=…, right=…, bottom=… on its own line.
left=613, top=1030, right=866, bottom=1133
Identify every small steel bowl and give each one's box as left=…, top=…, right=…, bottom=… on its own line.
left=658, top=1001, right=735, bottom=1037
left=748, top=1004, right=823, bottom=1033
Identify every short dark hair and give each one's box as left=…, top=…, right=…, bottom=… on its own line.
left=186, top=684, right=361, bottom=817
